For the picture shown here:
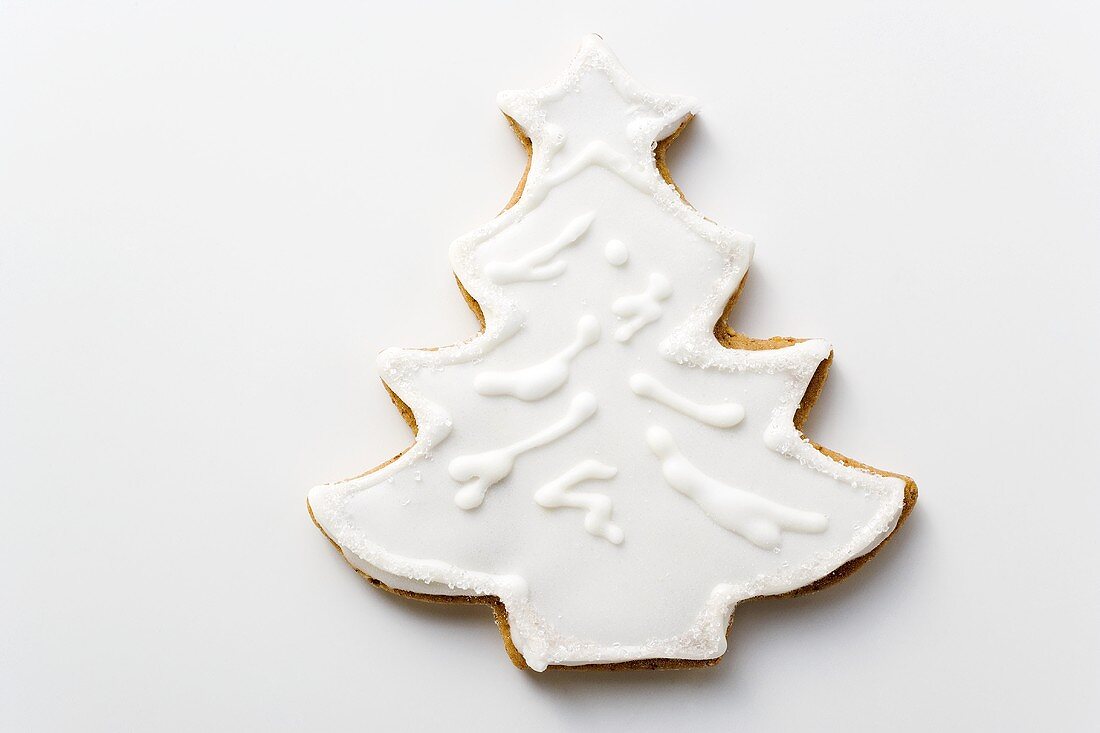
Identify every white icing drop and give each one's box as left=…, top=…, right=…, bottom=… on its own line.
left=612, top=273, right=672, bottom=342
left=534, top=459, right=623, bottom=544
left=474, top=315, right=600, bottom=401
left=485, top=211, right=595, bottom=284
left=629, top=373, right=745, bottom=428
left=646, top=426, right=828, bottom=549
left=448, top=392, right=598, bottom=509
left=603, top=239, right=629, bottom=266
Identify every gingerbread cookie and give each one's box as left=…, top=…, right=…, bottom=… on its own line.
left=308, top=35, right=917, bottom=671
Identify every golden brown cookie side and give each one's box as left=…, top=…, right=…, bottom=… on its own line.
left=501, top=115, right=533, bottom=214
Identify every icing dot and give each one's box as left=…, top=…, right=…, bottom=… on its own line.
left=604, top=239, right=629, bottom=266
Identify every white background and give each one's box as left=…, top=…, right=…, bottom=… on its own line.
left=2, top=1, right=1098, bottom=730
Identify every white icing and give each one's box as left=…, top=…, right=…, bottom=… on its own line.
left=603, top=239, right=629, bottom=266
left=646, top=426, right=827, bottom=549
left=308, top=35, right=909, bottom=671
left=630, top=372, right=745, bottom=428
left=533, top=460, right=623, bottom=544
left=539, top=141, right=651, bottom=199
left=448, top=392, right=598, bottom=509
left=612, top=273, right=672, bottom=342
left=485, top=211, right=595, bottom=284
left=473, top=315, right=600, bottom=400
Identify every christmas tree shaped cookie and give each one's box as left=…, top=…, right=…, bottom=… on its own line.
left=308, top=36, right=917, bottom=671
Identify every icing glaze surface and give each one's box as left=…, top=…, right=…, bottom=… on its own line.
left=308, top=35, right=908, bottom=671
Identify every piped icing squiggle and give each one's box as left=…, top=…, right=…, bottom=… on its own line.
left=630, top=373, right=745, bottom=428
left=474, top=316, right=600, bottom=401
left=485, top=212, right=595, bottom=284
left=448, top=392, right=598, bottom=509
left=612, top=273, right=672, bottom=342
left=646, top=426, right=828, bottom=549
left=534, top=460, right=623, bottom=544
